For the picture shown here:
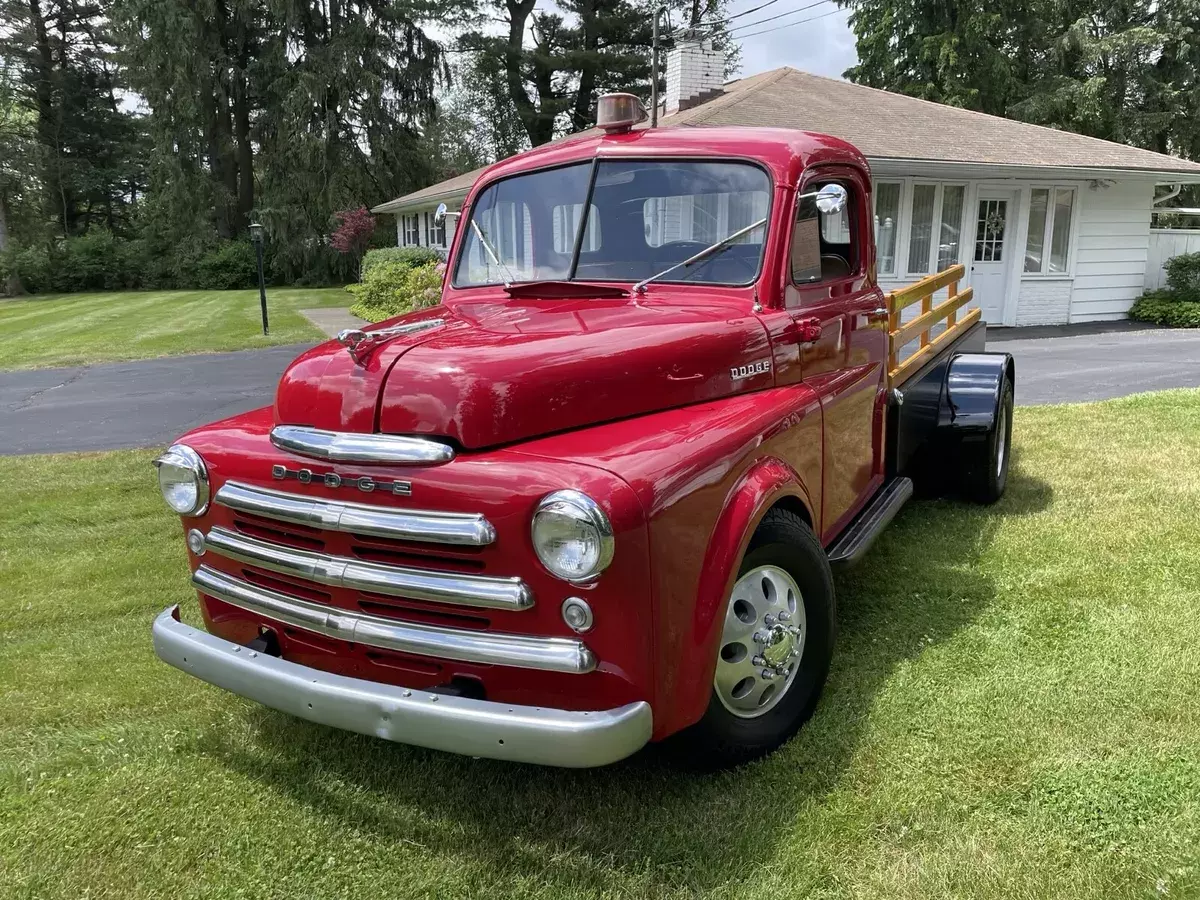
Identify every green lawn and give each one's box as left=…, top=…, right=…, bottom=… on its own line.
left=0, top=287, right=350, bottom=370
left=2, top=391, right=1199, bottom=899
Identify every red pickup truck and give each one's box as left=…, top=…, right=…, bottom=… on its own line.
left=152, top=95, right=1014, bottom=768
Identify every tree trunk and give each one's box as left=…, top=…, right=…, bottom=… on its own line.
left=27, top=0, right=68, bottom=236
left=504, top=0, right=552, bottom=147
left=0, top=189, right=23, bottom=295
left=205, top=65, right=232, bottom=239
left=571, top=0, right=598, bottom=133
left=233, top=9, right=254, bottom=227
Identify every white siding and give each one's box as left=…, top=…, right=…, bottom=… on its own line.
left=1146, top=229, right=1200, bottom=290
left=1069, top=180, right=1154, bottom=322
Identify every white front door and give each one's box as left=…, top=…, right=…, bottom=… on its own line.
left=971, top=191, right=1017, bottom=324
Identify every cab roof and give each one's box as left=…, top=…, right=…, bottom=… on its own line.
left=471, top=125, right=870, bottom=195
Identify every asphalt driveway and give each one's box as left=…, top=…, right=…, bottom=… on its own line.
left=1, top=345, right=308, bottom=455
left=3, top=326, right=1200, bottom=455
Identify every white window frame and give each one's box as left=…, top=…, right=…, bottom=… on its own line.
left=1023, top=185, right=1077, bottom=276
left=402, top=214, right=420, bottom=247
left=904, top=180, right=967, bottom=277
left=872, top=181, right=903, bottom=276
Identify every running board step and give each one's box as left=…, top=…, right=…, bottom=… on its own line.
left=827, top=477, right=914, bottom=568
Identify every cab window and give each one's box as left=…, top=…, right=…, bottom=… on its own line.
left=791, top=180, right=858, bottom=284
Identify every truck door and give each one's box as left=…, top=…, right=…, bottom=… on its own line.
left=783, top=168, right=889, bottom=543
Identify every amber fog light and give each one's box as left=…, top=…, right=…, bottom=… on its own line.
left=153, top=444, right=210, bottom=516
left=562, top=597, right=594, bottom=633
left=531, top=490, right=614, bottom=582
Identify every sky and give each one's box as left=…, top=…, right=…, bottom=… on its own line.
left=731, top=5, right=858, bottom=80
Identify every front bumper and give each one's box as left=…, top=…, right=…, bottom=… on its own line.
left=152, top=606, right=653, bottom=767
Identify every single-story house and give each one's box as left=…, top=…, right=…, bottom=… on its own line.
left=372, top=42, right=1200, bottom=326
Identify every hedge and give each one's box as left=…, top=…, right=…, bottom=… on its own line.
left=1129, top=290, right=1200, bottom=327
left=360, top=246, right=441, bottom=277
left=1164, top=250, right=1200, bottom=303
left=347, top=260, right=444, bottom=322
left=0, top=231, right=265, bottom=294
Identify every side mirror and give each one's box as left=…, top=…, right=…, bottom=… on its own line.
left=433, top=202, right=460, bottom=227
left=814, top=184, right=848, bottom=215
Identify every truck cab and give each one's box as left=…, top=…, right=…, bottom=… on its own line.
left=152, top=95, right=1014, bottom=768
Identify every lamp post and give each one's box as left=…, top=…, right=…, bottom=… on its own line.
left=249, top=222, right=269, bottom=335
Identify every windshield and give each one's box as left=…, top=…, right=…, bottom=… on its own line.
left=452, top=160, right=771, bottom=288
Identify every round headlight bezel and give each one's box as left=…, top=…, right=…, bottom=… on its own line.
left=154, top=444, right=210, bottom=516
left=531, top=489, right=615, bottom=583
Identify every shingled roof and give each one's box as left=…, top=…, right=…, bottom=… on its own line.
left=373, top=66, right=1200, bottom=213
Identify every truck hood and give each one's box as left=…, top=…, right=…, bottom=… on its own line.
left=274, top=297, right=772, bottom=450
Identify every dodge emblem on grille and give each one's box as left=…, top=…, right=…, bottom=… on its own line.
left=272, top=464, right=413, bottom=496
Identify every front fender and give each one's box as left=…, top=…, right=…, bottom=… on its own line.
left=686, top=456, right=815, bottom=702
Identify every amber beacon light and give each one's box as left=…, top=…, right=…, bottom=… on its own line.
left=596, top=93, right=647, bottom=134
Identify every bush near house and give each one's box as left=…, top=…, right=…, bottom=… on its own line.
left=1130, top=251, right=1200, bottom=326
left=1129, top=291, right=1200, bottom=327
left=360, top=246, right=441, bottom=276
left=347, top=259, right=443, bottom=322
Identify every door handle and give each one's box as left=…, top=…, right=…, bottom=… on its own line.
left=866, top=307, right=889, bottom=324
left=786, top=316, right=823, bottom=345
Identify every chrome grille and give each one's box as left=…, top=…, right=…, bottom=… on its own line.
left=215, top=481, right=495, bottom=546
left=193, top=566, right=594, bottom=674
left=192, top=479, right=599, bottom=673
left=204, top=525, right=532, bottom=611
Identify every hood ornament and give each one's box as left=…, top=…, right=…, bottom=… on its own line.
left=337, top=318, right=445, bottom=360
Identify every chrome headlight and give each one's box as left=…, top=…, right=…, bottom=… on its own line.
left=153, top=444, right=210, bottom=516
left=531, top=490, right=614, bottom=582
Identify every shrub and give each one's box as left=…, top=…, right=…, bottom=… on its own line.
left=1, top=229, right=141, bottom=294
left=347, top=260, right=444, bottom=322
left=361, top=246, right=441, bottom=277
left=194, top=240, right=259, bottom=290
left=1129, top=290, right=1200, bottom=327
left=1164, top=251, right=1200, bottom=302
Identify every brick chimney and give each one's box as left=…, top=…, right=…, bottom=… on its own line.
left=664, top=37, right=724, bottom=115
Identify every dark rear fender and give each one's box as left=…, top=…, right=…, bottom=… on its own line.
left=938, top=352, right=1015, bottom=433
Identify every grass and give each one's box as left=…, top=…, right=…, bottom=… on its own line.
left=2, top=390, right=1200, bottom=899
left=0, top=287, right=350, bottom=370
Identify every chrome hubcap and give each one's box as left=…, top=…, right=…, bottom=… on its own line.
left=996, top=403, right=1008, bottom=478
left=714, top=564, right=806, bottom=718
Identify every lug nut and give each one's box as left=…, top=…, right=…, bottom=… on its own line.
left=752, top=655, right=766, bottom=667
left=753, top=631, right=768, bottom=645
left=764, top=614, right=777, bottom=627
left=789, top=626, right=801, bottom=636
left=778, top=611, right=791, bottom=623
left=761, top=668, right=777, bottom=679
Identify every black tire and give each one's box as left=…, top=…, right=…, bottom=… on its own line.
left=675, top=508, right=836, bottom=769
left=960, top=372, right=1013, bottom=504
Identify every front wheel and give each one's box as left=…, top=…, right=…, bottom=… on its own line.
left=677, top=509, right=835, bottom=769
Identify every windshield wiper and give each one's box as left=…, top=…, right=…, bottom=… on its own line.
left=470, top=218, right=517, bottom=287
left=632, top=217, right=767, bottom=295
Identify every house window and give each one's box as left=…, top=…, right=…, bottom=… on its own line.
left=643, top=190, right=768, bottom=248
left=873, top=182, right=901, bottom=275
left=402, top=214, right=420, bottom=246
left=551, top=203, right=601, bottom=254
left=1025, top=187, right=1075, bottom=274
left=432, top=212, right=446, bottom=248
left=907, top=183, right=966, bottom=275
